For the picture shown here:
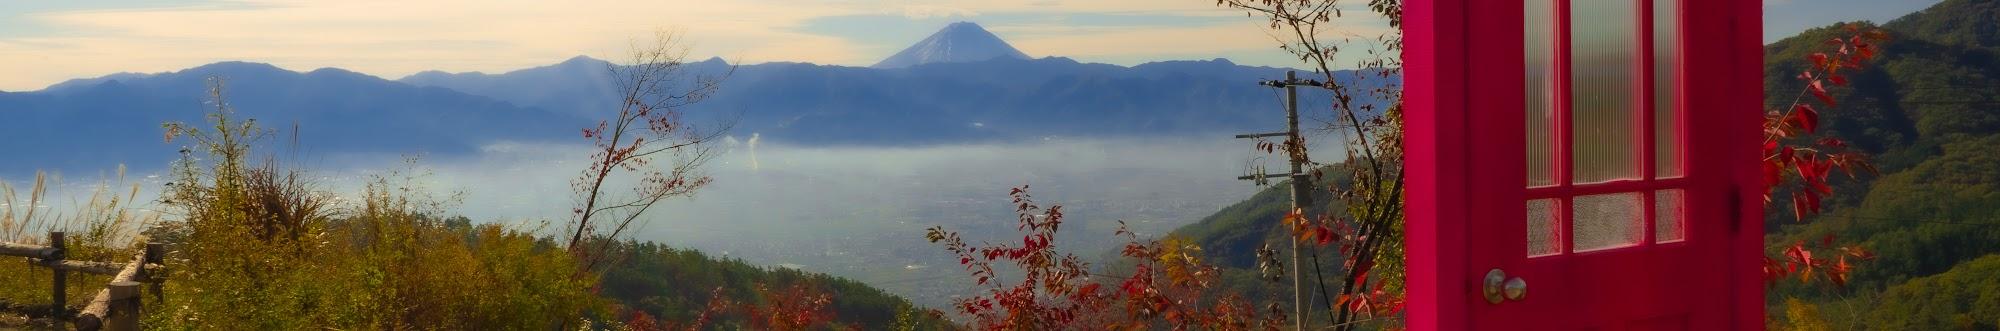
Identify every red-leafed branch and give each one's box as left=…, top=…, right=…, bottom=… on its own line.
left=1762, top=24, right=1887, bottom=222
left=1759, top=24, right=1889, bottom=288
left=926, top=185, right=1284, bottom=330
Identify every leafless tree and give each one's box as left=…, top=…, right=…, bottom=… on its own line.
left=566, top=30, right=734, bottom=271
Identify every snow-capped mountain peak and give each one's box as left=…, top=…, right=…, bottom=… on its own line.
left=871, top=22, right=1031, bottom=69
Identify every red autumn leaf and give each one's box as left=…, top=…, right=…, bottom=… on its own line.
left=1827, top=263, right=1850, bottom=287
left=1787, top=243, right=1814, bottom=265
left=1351, top=259, right=1375, bottom=282
left=1344, top=294, right=1370, bottom=312
left=1792, top=104, right=1820, bottom=133
left=1762, top=257, right=1786, bottom=284
left=1806, top=189, right=1823, bottom=213
left=1791, top=192, right=1811, bottom=222
left=1809, top=80, right=1837, bottom=107
left=1809, top=168, right=1834, bottom=194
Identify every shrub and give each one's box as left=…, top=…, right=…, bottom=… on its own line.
left=141, top=78, right=598, bottom=329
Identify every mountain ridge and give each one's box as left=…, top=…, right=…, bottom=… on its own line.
left=0, top=59, right=586, bottom=174
left=394, top=54, right=1372, bottom=146
left=4, top=49, right=1352, bottom=174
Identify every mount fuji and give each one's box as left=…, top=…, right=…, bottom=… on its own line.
left=871, top=22, right=1031, bottom=69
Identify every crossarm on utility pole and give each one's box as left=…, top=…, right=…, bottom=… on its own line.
left=1235, top=132, right=1290, bottom=139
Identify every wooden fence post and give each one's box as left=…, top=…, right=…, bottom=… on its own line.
left=107, top=281, right=139, bottom=331
left=143, top=243, right=163, bottom=302
left=49, top=231, right=65, bottom=318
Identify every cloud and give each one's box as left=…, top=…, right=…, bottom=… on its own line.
left=249, top=136, right=1270, bottom=308
left=0, top=0, right=869, bottom=90
left=900, top=5, right=978, bottom=19
left=1001, top=18, right=1392, bottom=63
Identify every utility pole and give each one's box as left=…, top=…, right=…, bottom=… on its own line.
left=1236, top=71, right=1313, bottom=330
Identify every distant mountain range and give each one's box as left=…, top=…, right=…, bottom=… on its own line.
left=0, top=22, right=1377, bottom=174
left=400, top=55, right=1363, bottom=144
left=0, top=62, right=583, bottom=172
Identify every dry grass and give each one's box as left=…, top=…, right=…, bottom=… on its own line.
left=135, top=78, right=599, bottom=329
left=0, top=167, right=160, bottom=317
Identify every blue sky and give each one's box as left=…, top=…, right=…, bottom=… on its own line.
left=1765, top=0, right=1943, bottom=41
left=0, top=0, right=1946, bottom=91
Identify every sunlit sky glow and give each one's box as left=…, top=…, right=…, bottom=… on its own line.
left=0, top=0, right=1943, bottom=91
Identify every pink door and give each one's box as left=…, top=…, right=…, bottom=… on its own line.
left=1403, top=0, right=1764, bottom=329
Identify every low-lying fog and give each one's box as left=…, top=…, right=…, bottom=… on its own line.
left=7, top=135, right=1338, bottom=308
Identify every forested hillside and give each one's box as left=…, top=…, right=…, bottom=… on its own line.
left=1763, top=0, right=2000, bottom=328
left=597, top=241, right=942, bottom=329
left=1156, top=174, right=1343, bottom=300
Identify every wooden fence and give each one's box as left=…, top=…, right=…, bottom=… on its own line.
left=4, top=231, right=165, bottom=331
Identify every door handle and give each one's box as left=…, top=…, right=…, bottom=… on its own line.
left=1483, top=269, right=1528, bottom=304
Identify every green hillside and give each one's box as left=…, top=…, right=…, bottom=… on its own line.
left=597, top=240, right=943, bottom=329
left=1157, top=173, right=1349, bottom=301
left=1864, top=255, right=2000, bottom=329
left=1166, top=175, right=1344, bottom=270
left=1762, top=0, right=2000, bottom=326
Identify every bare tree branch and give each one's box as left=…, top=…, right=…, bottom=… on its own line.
left=566, top=29, right=737, bottom=272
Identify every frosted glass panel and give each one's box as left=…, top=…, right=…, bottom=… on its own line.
left=1655, top=189, right=1685, bottom=242
left=1526, top=0, right=1557, bottom=187
left=1528, top=199, right=1560, bottom=256
left=1571, top=0, right=1641, bottom=184
left=1654, top=0, right=1683, bottom=178
left=1573, top=193, right=1643, bottom=252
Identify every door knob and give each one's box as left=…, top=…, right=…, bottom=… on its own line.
left=1504, top=277, right=1527, bottom=301
left=1483, top=269, right=1527, bottom=304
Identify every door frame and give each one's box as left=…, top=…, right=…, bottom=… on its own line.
left=1401, top=0, right=1765, bottom=329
